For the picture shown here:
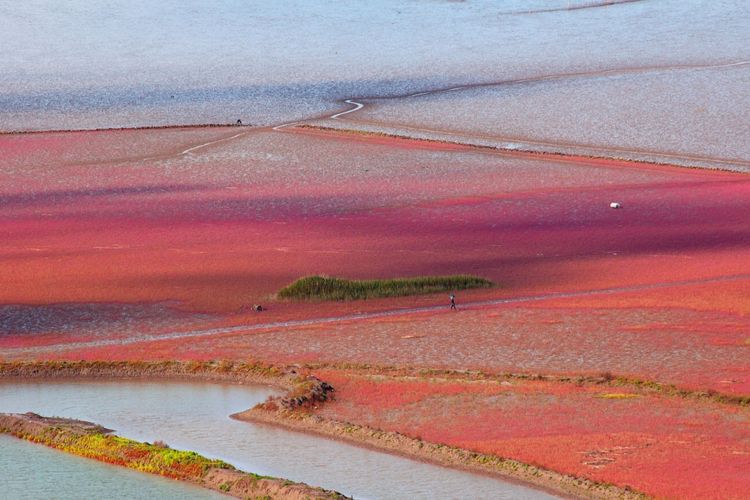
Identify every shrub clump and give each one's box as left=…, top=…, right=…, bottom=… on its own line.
left=278, top=275, right=494, bottom=301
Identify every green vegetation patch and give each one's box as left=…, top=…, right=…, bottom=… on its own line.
left=278, top=275, right=494, bottom=301
left=59, top=433, right=236, bottom=479
left=597, top=393, right=642, bottom=400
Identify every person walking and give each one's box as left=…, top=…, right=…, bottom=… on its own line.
left=450, top=293, right=457, bottom=310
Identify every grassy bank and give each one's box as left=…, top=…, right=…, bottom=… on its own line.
left=277, top=275, right=493, bottom=301
left=0, top=412, right=346, bottom=500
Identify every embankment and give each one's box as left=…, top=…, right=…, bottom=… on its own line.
left=0, top=412, right=346, bottom=500
left=0, top=359, right=294, bottom=388
left=236, top=408, right=643, bottom=500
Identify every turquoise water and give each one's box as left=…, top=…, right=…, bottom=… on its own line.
left=0, top=434, right=224, bottom=500
left=0, top=380, right=556, bottom=500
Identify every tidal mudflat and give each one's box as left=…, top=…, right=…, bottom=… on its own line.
left=1, top=1, right=749, bottom=498
left=2, top=1, right=748, bottom=132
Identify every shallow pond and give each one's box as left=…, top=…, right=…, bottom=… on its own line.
left=0, top=379, right=556, bottom=499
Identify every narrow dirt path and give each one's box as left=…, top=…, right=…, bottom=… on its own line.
left=7, top=272, right=749, bottom=356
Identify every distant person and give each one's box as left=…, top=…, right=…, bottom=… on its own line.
left=450, top=293, right=457, bottom=310
left=236, top=119, right=243, bottom=126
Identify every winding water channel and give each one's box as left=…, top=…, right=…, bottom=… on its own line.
left=0, top=380, right=556, bottom=499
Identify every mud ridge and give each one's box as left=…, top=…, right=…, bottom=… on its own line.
left=290, top=124, right=750, bottom=173
left=237, top=408, right=645, bottom=500
left=0, top=123, right=249, bottom=135
left=1, top=359, right=746, bottom=409
left=0, top=359, right=294, bottom=389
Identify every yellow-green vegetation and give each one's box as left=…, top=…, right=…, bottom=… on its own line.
left=597, top=393, right=641, bottom=399
left=278, top=275, right=493, bottom=301
left=0, top=412, right=347, bottom=499
left=30, top=429, right=235, bottom=480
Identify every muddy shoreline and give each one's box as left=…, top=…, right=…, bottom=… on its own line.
left=236, top=409, right=641, bottom=500
left=0, top=360, right=294, bottom=391
left=0, top=361, right=645, bottom=499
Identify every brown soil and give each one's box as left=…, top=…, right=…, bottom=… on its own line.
left=0, top=359, right=295, bottom=390
left=0, top=411, right=112, bottom=435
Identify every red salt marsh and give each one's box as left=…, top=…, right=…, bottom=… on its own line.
left=2, top=125, right=749, bottom=498
left=307, top=370, right=750, bottom=500
left=1, top=127, right=749, bottom=372
left=2, top=127, right=747, bottom=313
left=45, top=275, right=749, bottom=396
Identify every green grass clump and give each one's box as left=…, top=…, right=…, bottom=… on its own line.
left=277, top=275, right=494, bottom=301
left=597, top=393, right=641, bottom=399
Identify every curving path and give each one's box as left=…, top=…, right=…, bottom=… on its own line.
left=275, top=60, right=750, bottom=172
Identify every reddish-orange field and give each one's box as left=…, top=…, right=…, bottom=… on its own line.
left=309, top=370, right=750, bottom=500
left=2, top=125, right=749, bottom=498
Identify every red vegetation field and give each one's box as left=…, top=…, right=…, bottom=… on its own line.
left=3, top=126, right=747, bottom=314
left=309, top=370, right=750, bottom=499
left=2, top=125, right=749, bottom=498
left=47, top=274, right=749, bottom=396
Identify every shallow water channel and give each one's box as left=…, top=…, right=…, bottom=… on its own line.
left=0, top=380, right=556, bottom=499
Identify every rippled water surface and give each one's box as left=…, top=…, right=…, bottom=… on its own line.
left=0, top=380, right=556, bottom=499
left=2, top=1, right=747, bottom=131
left=353, top=64, right=750, bottom=167
left=0, top=434, right=223, bottom=500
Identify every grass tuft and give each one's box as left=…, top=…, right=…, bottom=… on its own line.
left=277, top=275, right=494, bottom=301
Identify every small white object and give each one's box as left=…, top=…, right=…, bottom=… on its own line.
left=610, top=202, right=621, bottom=209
